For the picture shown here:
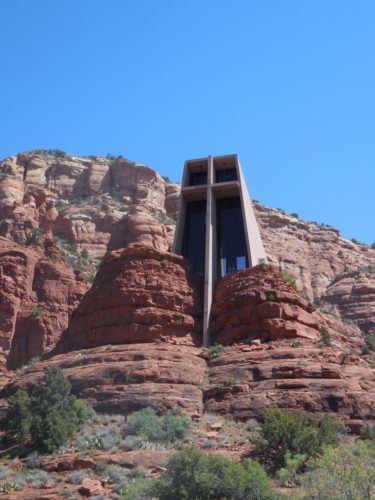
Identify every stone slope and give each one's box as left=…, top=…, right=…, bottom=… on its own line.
left=3, top=343, right=206, bottom=417
left=205, top=341, right=375, bottom=431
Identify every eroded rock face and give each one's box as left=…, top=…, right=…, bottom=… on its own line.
left=3, top=344, right=206, bottom=416
left=0, top=152, right=176, bottom=259
left=56, top=243, right=203, bottom=352
left=254, top=202, right=375, bottom=304
left=212, top=265, right=321, bottom=344
left=0, top=237, right=89, bottom=370
left=205, top=340, right=375, bottom=430
left=321, top=271, right=375, bottom=335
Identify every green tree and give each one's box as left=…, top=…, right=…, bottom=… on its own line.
left=150, top=448, right=277, bottom=500
left=300, top=441, right=375, bottom=500
left=257, top=404, right=344, bottom=471
left=4, top=390, right=32, bottom=442
left=5, top=366, right=90, bottom=453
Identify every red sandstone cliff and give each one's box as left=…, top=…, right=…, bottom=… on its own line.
left=2, top=245, right=373, bottom=430
left=0, top=237, right=89, bottom=370
left=0, top=150, right=373, bottom=402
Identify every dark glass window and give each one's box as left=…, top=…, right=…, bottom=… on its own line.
left=216, top=197, right=248, bottom=278
left=189, top=171, right=207, bottom=186
left=182, top=200, right=206, bottom=276
left=216, top=168, right=237, bottom=183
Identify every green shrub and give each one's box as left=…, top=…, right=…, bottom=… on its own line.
left=126, top=407, right=190, bottom=444
left=277, top=452, right=306, bottom=486
left=268, top=292, right=276, bottom=301
left=257, top=404, right=344, bottom=471
left=0, top=481, right=22, bottom=493
left=208, top=343, right=225, bottom=358
left=282, top=271, right=299, bottom=291
left=48, top=149, right=66, bottom=157
left=361, top=425, right=375, bottom=442
left=365, top=334, right=375, bottom=352
left=5, top=366, right=91, bottom=453
left=320, top=326, right=332, bottom=346
left=31, top=305, right=43, bottom=317
left=290, top=340, right=301, bottom=348
left=25, top=228, right=44, bottom=246
left=150, top=448, right=277, bottom=500
left=291, top=213, right=299, bottom=219
left=224, top=376, right=236, bottom=386
left=175, top=314, right=185, bottom=325
left=120, top=477, right=150, bottom=500
left=300, top=441, right=375, bottom=500
left=80, top=248, right=90, bottom=260
left=362, top=344, right=370, bottom=355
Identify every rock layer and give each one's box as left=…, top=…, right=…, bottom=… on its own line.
left=3, top=343, right=206, bottom=416
left=56, top=243, right=203, bottom=352
left=205, top=341, right=375, bottom=430
left=0, top=237, right=89, bottom=370
left=212, top=265, right=321, bottom=344
left=321, top=271, right=375, bottom=335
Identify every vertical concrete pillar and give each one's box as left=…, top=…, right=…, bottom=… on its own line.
left=203, top=156, right=214, bottom=347
left=236, top=157, right=267, bottom=266
left=172, top=161, right=188, bottom=254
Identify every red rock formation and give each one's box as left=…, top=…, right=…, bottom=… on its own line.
left=4, top=343, right=206, bottom=416
left=0, top=151, right=176, bottom=260
left=56, top=243, right=203, bottom=352
left=212, top=265, right=321, bottom=344
left=205, top=341, right=375, bottom=430
left=0, top=237, right=89, bottom=370
left=254, top=202, right=375, bottom=303
left=321, top=270, right=375, bottom=335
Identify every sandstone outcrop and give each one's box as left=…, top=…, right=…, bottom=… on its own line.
left=0, top=151, right=373, bottom=430
left=212, top=265, right=321, bottom=344
left=56, top=243, right=203, bottom=352
left=4, top=343, right=206, bottom=416
left=254, top=202, right=375, bottom=304
left=2, top=255, right=373, bottom=430
left=205, top=340, right=375, bottom=430
left=321, top=270, right=375, bottom=335
left=0, top=237, right=89, bottom=370
left=0, top=151, right=176, bottom=261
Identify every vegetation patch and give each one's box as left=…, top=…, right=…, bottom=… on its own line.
left=320, top=326, right=332, bottom=346
left=208, top=343, right=225, bottom=358
left=5, top=366, right=92, bottom=453
left=125, top=407, right=191, bottom=444
left=133, top=448, right=278, bottom=500
left=256, top=404, right=345, bottom=472
left=281, top=271, right=299, bottom=291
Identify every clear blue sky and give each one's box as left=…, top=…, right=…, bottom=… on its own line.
left=1, top=1, right=374, bottom=243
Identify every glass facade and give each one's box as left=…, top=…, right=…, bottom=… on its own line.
left=182, top=200, right=206, bottom=276
left=189, top=171, right=207, bottom=186
left=216, top=197, right=248, bottom=278
left=216, top=167, right=237, bottom=183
